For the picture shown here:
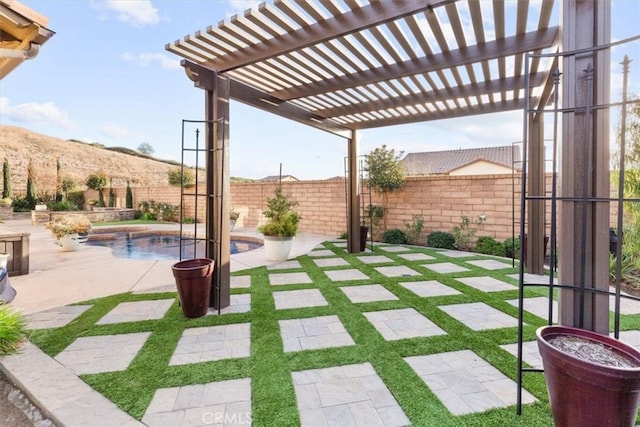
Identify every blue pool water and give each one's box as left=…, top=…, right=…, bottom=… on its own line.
left=86, top=235, right=262, bottom=260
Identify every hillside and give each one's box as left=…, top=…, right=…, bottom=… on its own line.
left=0, top=125, right=180, bottom=196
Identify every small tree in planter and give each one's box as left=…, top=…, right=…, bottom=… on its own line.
left=85, top=171, right=108, bottom=207
left=2, top=157, right=12, bottom=199
left=258, top=185, right=301, bottom=261
left=364, top=145, right=405, bottom=232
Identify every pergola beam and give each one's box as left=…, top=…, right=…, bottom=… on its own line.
left=270, top=27, right=559, bottom=101
left=198, top=0, right=456, bottom=72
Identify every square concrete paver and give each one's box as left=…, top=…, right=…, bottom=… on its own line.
left=340, top=284, right=398, bottom=303
left=456, top=276, right=515, bottom=292
left=374, top=265, right=421, bottom=278
left=423, top=263, right=470, bottom=274
left=55, top=332, right=151, bottom=375
left=231, top=275, right=251, bottom=288
left=269, top=272, right=313, bottom=286
left=364, top=308, right=446, bottom=341
left=324, top=269, right=369, bottom=282
left=313, top=257, right=350, bottom=268
left=399, top=280, right=461, bottom=298
left=333, top=241, right=348, bottom=248
left=207, top=294, right=251, bottom=315
left=273, top=289, right=328, bottom=310
left=280, top=315, right=355, bottom=352
left=405, top=350, right=536, bottom=416
left=355, top=255, right=394, bottom=264
left=169, top=323, right=251, bottom=366
left=142, top=378, right=252, bottom=426
left=308, top=249, right=336, bottom=257
left=467, top=259, right=514, bottom=270
left=397, top=253, right=435, bottom=262
left=267, top=260, right=302, bottom=270
left=439, top=302, right=519, bottom=331
left=97, top=299, right=174, bottom=324
left=292, top=362, right=410, bottom=427
left=618, top=330, right=640, bottom=350
left=611, top=293, right=640, bottom=315
left=26, top=305, right=92, bottom=329
left=377, top=245, right=411, bottom=253
left=506, top=297, right=557, bottom=323
left=436, top=250, right=475, bottom=258
left=500, top=341, right=543, bottom=369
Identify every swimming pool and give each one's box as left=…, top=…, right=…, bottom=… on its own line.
left=86, top=233, right=262, bottom=260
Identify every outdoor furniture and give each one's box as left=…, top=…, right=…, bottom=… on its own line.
left=0, top=267, right=16, bottom=303
left=0, top=232, right=30, bottom=276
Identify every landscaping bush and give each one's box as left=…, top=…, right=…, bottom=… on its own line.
left=47, top=200, right=79, bottom=211
left=0, top=304, right=27, bottom=355
left=504, top=237, right=520, bottom=259
left=138, top=200, right=180, bottom=222
left=11, top=196, right=31, bottom=212
left=474, top=236, right=506, bottom=257
left=338, top=231, right=348, bottom=239
left=427, top=231, right=456, bottom=249
left=382, top=228, right=408, bottom=244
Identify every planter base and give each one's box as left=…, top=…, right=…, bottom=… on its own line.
left=537, top=325, right=640, bottom=427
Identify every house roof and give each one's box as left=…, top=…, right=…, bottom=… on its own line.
left=402, top=145, right=521, bottom=175
left=166, top=1, right=559, bottom=138
left=259, top=174, right=299, bottom=182
left=0, top=0, right=55, bottom=80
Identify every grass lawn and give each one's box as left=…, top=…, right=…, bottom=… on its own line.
left=28, top=241, right=640, bottom=426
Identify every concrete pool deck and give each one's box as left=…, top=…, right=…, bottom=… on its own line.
left=1, top=219, right=331, bottom=315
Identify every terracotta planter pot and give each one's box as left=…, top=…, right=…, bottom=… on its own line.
left=536, top=325, right=640, bottom=427
left=172, top=258, right=214, bottom=318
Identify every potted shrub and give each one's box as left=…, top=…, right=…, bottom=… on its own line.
left=45, top=217, right=92, bottom=251
left=536, top=325, right=640, bottom=427
left=258, top=185, right=301, bottom=261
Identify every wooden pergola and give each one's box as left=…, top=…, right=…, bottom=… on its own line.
left=166, top=0, right=611, bottom=333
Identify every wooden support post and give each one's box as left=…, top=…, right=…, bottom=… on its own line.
left=347, top=130, right=362, bottom=253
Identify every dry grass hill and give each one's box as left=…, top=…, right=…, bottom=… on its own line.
left=0, top=125, right=180, bottom=197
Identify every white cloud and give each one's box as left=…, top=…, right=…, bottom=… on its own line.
left=0, top=97, right=78, bottom=130
left=122, top=52, right=180, bottom=69
left=102, top=0, right=159, bottom=27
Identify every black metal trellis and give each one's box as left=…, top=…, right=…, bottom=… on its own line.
left=516, top=35, right=640, bottom=415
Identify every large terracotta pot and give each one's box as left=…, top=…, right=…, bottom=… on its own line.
left=536, top=325, right=640, bottom=427
left=171, top=258, right=214, bottom=318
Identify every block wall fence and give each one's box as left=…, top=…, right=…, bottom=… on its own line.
left=86, top=173, right=557, bottom=244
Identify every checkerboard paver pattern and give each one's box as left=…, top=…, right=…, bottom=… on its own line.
left=399, top=280, right=461, bottom=297
left=55, top=332, right=151, bottom=375
left=355, top=255, right=394, bottom=264
left=439, top=302, right=519, bottom=331
left=280, top=315, right=355, bottom=352
left=96, top=299, right=174, bottom=324
left=506, top=296, right=557, bottom=322
left=267, top=260, right=302, bottom=270
left=231, top=275, right=251, bottom=288
left=423, top=262, right=470, bottom=274
left=169, top=323, right=251, bottom=366
left=292, top=363, right=410, bottom=427
left=268, top=272, right=313, bottom=286
left=142, top=378, right=252, bottom=426
left=456, top=276, right=515, bottom=292
left=364, top=308, right=446, bottom=340
left=405, top=350, right=536, bottom=416
left=312, top=257, right=350, bottom=267
left=324, top=269, right=369, bottom=282
left=374, top=265, right=421, bottom=278
left=340, top=284, right=398, bottom=303
left=273, top=289, right=328, bottom=310
left=207, top=294, right=251, bottom=315
left=397, top=252, right=435, bottom=261
left=466, top=259, right=514, bottom=270
left=26, top=305, right=92, bottom=329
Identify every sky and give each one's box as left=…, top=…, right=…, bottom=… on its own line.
left=1, top=0, right=639, bottom=181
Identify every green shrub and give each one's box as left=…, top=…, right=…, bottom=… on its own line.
left=125, top=182, right=133, bottom=209
left=182, top=217, right=197, bottom=224
left=474, top=236, right=506, bottom=257
left=168, top=168, right=195, bottom=188
left=338, top=231, right=348, bottom=239
left=403, top=213, right=424, bottom=245
left=382, top=228, right=408, bottom=244
left=11, top=196, right=31, bottom=212
left=47, top=200, right=78, bottom=211
left=427, top=231, right=456, bottom=249
left=0, top=304, right=27, bottom=355
left=504, top=237, right=521, bottom=259
left=138, top=200, right=180, bottom=222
